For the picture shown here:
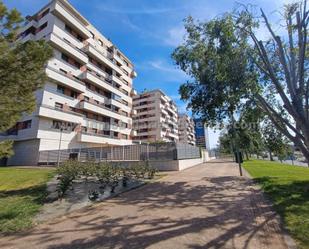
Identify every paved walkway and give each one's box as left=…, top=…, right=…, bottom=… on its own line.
left=0, top=159, right=293, bottom=249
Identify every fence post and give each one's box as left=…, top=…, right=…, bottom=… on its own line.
left=174, top=143, right=177, bottom=160
left=147, top=143, right=149, bottom=161
left=122, top=146, right=125, bottom=161
left=78, top=146, right=81, bottom=162
left=47, top=151, right=49, bottom=166
left=100, top=146, right=103, bottom=162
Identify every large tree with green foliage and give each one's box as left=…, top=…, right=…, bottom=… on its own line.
left=0, top=1, right=52, bottom=157
left=172, top=0, right=309, bottom=163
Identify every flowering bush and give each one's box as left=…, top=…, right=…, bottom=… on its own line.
left=56, top=160, right=157, bottom=198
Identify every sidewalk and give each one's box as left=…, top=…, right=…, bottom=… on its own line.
left=0, top=159, right=293, bottom=249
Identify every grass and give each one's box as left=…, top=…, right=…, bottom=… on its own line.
left=0, top=167, right=55, bottom=234
left=243, top=160, right=309, bottom=249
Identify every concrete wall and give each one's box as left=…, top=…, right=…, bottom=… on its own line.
left=7, top=139, right=40, bottom=166
left=110, top=154, right=213, bottom=171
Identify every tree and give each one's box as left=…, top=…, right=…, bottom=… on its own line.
left=173, top=1, right=309, bottom=164
left=262, top=119, right=291, bottom=161
left=172, top=15, right=258, bottom=128
left=0, top=1, right=53, bottom=157
left=235, top=1, right=309, bottom=164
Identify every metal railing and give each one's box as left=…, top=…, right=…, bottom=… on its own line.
left=38, top=142, right=201, bottom=165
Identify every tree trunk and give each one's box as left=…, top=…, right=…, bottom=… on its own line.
left=245, top=151, right=249, bottom=160
left=269, top=151, right=274, bottom=161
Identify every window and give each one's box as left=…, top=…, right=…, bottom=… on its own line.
left=84, top=96, right=89, bottom=102
left=61, top=53, right=81, bottom=68
left=39, top=8, right=49, bottom=19
left=77, top=35, right=83, bottom=42
left=70, top=91, right=78, bottom=99
left=105, top=67, right=112, bottom=75
left=65, top=24, right=72, bottom=34
left=65, top=24, right=84, bottom=42
left=37, top=22, right=48, bottom=33
left=123, top=69, right=129, bottom=76
left=57, top=85, right=65, bottom=94
left=55, top=102, right=63, bottom=109
left=98, top=39, right=103, bottom=46
left=20, top=26, right=36, bottom=38
left=122, top=79, right=129, bottom=86
left=19, top=120, right=32, bottom=130
left=90, top=31, right=95, bottom=39
left=52, top=120, right=76, bottom=131
left=59, top=68, right=67, bottom=74
left=61, top=53, right=69, bottom=62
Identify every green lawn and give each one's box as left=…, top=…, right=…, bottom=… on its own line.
left=0, top=167, right=55, bottom=234
left=243, top=160, right=309, bottom=249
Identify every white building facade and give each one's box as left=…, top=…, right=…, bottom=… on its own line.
left=0, top=0, right=137, bottom=165
left=132, top=90, right=179, bottom=142
left=178, top=114, right=196, bottom=146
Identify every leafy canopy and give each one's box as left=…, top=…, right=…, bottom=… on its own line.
left=0, top=1, right=53, bottom=157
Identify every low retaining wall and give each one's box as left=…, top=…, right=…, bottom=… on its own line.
left=149, top=158, right=204, bottom=171
left=113, top=157, right=207, bottom=171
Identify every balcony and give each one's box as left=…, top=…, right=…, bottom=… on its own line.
left=46, top=67, right=86, bottom=93
left=77, top=132, right=132, bottom=146
left=82, top=71, right=130, bottom=101
left=83, top=43, right=123, bottom=75
left=38, top=104, right=84, bottom=123
left=52, top=1, right=90, bottom=38
left=48, top=33, right=88, bottom=64
left=79, top=100, right=130, bottom=121
left=84, top=118, right=110, bottom=131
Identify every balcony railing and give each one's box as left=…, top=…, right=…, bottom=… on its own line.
left=84, top=42, right=114, bottom=64
left=46, top=66, right=85, bottom=86
left=80, top=99, right=128, bottom=118
left=40, top=104, right=84, bottom=117
left=80, top=131, right=120, bottom=140
left=84, top=43, right=135, bottom=79
left=51, top=32, right=87, bottom=57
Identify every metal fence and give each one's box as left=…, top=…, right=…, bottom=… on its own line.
left=38, top=142, right=201, bottom=165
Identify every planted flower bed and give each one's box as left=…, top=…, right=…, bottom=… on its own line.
left=56, top=160, right=157, bottom=201
left=35, top=160, right=157, bottom=222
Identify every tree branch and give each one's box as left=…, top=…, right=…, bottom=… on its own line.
left=255, top=93, right=305, bottom=141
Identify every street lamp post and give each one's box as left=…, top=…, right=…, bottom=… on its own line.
left=57, top=127, right=64, bottom=167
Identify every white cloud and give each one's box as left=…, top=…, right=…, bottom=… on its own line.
left=97, top=4, right=183, bottom=15
left=164, top=26, right=186, bottom=47
left=137, top=59, right=187, bottom=79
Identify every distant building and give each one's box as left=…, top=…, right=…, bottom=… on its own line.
left=194, top=119, right=210, bottom=150
left=132, top=89, right=179, bottom=142
left=178, top=114, right=196, bottom=146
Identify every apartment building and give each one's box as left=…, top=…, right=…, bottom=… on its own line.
left=133, top=90, right=179, bottom=142
left=0, top=0, right=137, bottom=165
left=178, top=114, right=196, bottom=146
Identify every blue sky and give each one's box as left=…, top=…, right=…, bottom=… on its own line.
left=4, top=0, right=291, bottom=148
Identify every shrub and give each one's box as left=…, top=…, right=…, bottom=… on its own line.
left=56, top=160, right=80, bottom=198
left=56, top=160, right=157, bottom=199
left=88, top=189, right=99, bottom=201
